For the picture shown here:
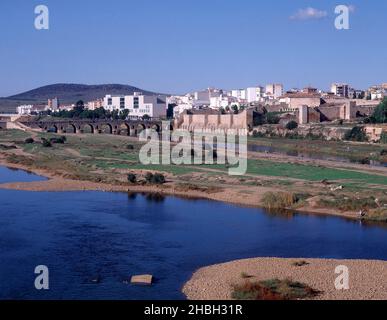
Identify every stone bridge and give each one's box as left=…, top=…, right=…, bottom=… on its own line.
left=20, top=118, right=172, bottom=136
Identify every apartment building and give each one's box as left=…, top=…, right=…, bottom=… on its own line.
left=265, top=83, right=283, bottom=99
left=331, top=83, right=349, bottom=97
left=246, top=86, right=264, bottom=103
left=103, top=92, right=166, bottom=118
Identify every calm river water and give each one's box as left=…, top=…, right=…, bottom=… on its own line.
left=0, top=166, right=387, bottom=300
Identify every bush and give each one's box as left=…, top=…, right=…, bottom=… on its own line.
left=285, top=121, right=298, bottom=131
left=127, top=173, right=137, bottom=183
left=344, top=127, right=368, bottom=142
left=232, top=279, right=320, bottom=300
left=41, top=138, right=52, bottom=147
left=292, top=260, right=309, bottom=267
left=262, top=192, right=297, bottom=210
left=152, top=173, right=166, bottom=184
left=371, top=98, right=387, bottom=123
left=50, top=137, right=65, bottom=144
left=266, top=112, right=280, bottom=124
left=145, top=172, right=154, bottom=183
left=24, top=138, right=34, bottom=144
left=145, top=172, right=166, bottom=184
left=318, top=195, right=378, bottom=211
left=381, top=133, right=387, bottom=144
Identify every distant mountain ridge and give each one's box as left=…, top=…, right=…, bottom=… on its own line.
left=0, top=83, right=167, bottom=112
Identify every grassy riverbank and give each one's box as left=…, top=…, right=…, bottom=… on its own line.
left=1, top=129, right=387, bottom=221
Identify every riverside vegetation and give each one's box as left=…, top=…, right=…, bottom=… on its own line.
left=1, top=129, right=387, bottom=222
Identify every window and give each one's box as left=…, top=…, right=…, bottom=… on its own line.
left=120, top=97, right=125, bottom=109
left=133, top=97, right=139, bottom=109
left=108, top=98, right=112, bottom=105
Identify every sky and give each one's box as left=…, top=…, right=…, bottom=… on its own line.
left=1, top=0, right=386, bottom=96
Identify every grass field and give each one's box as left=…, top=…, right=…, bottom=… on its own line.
left=1, top=129, right=387, bottom=221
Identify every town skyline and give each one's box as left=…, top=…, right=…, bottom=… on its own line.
left=2, top=0, right=387, bottom=96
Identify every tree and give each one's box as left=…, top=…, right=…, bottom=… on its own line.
left=266, top=112, right=280, bottom=124
left=344, top=126, right=368, bottom=142
left=371, top=98, right=387, bottom=123
left=286, top=121, right=298, bottom=130
left=142, top=114, right=150, bottom=120
left=120, top=109, right=129, bottom=120
left=41, top=138, right=52, bottom=147
left=127, top=173, right=137, bottom=183
left=145, top=172, right=165, bottom=184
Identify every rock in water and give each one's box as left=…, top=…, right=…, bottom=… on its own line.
left=130, top=274, right=153, bottom=285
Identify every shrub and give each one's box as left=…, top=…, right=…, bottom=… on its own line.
left=285, top=121, right=298, bottom=131
left=152, top=173, right=166, bottom=184
left=24, top=138, right=34, bottom=144
left=145, top=172, right=166, bottom=184
left=41, top=138, right=52, bottom=147
left=127, top=173, right=137, bottom=183
left=266, top=112, right=280, bottom=124
left=252, top=130, right=265, bottom=138
left=50, top=137, right=65, bottom=144
left=318, top=195, right=378, bottom=211
left=145, top=172, right=154, bottom=183
left=292, top=260, right=309, bottom=267
left=381, top=133, right=387, bottom=144
left=232, top=279, right=320, bottom=300
left=344, top=127, right=368, bottom=142
left=371, top=98, right=387, bottom=123
left=262, top=192, right=297, bottom=210
left=241, top=272, right=254, bottom=279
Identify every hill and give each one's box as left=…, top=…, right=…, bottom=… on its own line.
left=0, top=83, right=166, bottom=112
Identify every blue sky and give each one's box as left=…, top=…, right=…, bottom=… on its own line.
left=0, top=0, right=386, bottom=96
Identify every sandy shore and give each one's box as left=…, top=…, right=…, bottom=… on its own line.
left=183, top=257, right=387, bottom=300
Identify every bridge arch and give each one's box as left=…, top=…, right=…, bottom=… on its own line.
left=80, top=123, right=95, bottom=134
left=150, top=124, right=160, bottom=132
left=62, top=124, right=77, bottom=134
left=43, top=124, right=58, bottom=133
left=99, top=123, right=113, bottom=134
left=118, top=123, right=130, bottom=136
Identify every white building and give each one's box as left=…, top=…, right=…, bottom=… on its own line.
left=103, top=92, right=166, bottom=118
left=331, top=83, right=349, bottom=98
left=265, top=83, right=283, bottom=99
left=87, top=99, right=103, bottom=110
left=246, top=86, right=264, bottom=103
left=193, top=88, right=223, bottom=107
left=173, top=104, right=193, bottom=118
left=17, top=105, right=34, bottom=115
left=231, top=89, right=246, bottom=100
left=47, top=98, right=59, bottom=111
left=210, top=95, right=239, bottom=109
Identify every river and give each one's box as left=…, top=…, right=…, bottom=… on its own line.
left=0, top=166, right=387, bottom=299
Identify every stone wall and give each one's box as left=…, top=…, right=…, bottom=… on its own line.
left=252, top=124, right=351, bottom=141
left=175, top=109, right=253, bottom=135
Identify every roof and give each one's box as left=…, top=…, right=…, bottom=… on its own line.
left=279, top=93, right=321, bottom=99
